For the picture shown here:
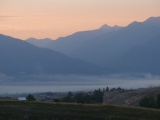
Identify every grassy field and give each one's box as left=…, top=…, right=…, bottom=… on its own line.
left=0, top=101, right=160, bottom=120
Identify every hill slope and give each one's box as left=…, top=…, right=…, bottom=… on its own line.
left=0, top=34, right=103, bottom=75
left=103, top=86, right=160, bottom=106
left=110, top=35, right=160, bottom=74
left=26, top=38, right=52, bottom=48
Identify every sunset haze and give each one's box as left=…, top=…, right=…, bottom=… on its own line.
left=0, top=0, right=160, bottom=39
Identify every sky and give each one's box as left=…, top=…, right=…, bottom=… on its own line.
left=0, top=0, right=160, bottom=40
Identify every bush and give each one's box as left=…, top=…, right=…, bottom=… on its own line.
left=140, top=96, right=156, bottom=108
left=26, top=94, right=36, bottom=101
left=157, top=93, right=160, bottom=108
left=53, top=99, right=61, bottom=102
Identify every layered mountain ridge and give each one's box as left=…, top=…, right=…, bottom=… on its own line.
left=0, top=34, right=104, bottom=76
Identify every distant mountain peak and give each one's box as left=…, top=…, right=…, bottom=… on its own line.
left=99, top=24, right=111, bottom=29
left=114, top=25, right=119, bottom=27
left=144, top=16, right=160, bottom=25
left=99, top=24, right=122, bottom=30
left=128, top=16, right=160, bottom=28
left=127, top=21, right=139, bottom=27
left=145, top=16, right=160, bottom=21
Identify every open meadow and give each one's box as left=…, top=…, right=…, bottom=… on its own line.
left=0, top=101, right=160, bottom=120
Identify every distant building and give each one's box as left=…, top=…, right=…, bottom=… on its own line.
left=18, top=97, right=27, bottom=101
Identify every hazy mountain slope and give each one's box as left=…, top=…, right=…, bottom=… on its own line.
left=26, top=38, right=52, bottom=48
left=70, top=17, right=160, bottom=67
left=45, top=25, right=122, bottom=55
left=110, top=35, right=160, bottom=74
left=0, top=34, right=103, bottom=75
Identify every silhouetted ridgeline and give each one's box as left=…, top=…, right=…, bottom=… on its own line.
left=1, top=16, right=160, bottom=76
left=0, top=34, right=104, bottom=76
left=27, top=16, right=160, bottom=75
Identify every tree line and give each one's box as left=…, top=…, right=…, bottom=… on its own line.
left=139, top=94, right=160, bottom=109
left=54, top=87, right=110, bottom=104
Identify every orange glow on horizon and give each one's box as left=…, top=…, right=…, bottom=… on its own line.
left=0, top=0, right=160, bottom=40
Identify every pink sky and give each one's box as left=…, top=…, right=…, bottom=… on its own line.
left=0, top=0, right=160, bottom=40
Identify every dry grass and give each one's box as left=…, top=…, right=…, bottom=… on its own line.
left=0, top=100, right=160, bottom=120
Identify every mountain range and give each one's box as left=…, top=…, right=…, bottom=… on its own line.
left=26, top=24, right=122, bottom=55
left=25, top=16, right=160, bottom=75
left=0, top=34, right=103, bottom=76
left=1, top=16, right=160, bottom=76
left=70, top=17, right=160, bottom=67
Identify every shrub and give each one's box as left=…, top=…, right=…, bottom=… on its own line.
left=139, top=96, right=156, bottom=108
left=26, top=94, right=36, bottom=101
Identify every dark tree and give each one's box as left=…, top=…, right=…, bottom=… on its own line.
left=62, top=92, right=74, bottom=102
left=106, top=87, right=109, bottom=92
left=53, top=99, right=61, bottom=102
left=157, top=93, right=160, bottom=108
left=139, top=96, right=156, bottom=108
left=26, top=94, right=36, bottom=101
left=68, top=91, right=73, bottom=97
